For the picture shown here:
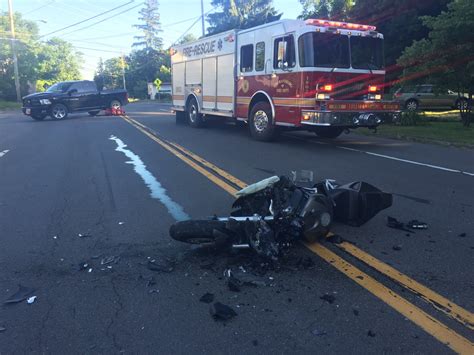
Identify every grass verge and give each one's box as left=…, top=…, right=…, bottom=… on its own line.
left=0, top=100, right=21, bottom=111
left=357, top=121, right=474, bottom=148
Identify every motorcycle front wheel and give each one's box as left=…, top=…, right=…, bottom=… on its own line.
left=169, top=220, right=229, bottom=245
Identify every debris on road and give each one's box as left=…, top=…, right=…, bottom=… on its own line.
left=101, top=256, right=120, bottom=265
left=118, top=222, right=125, bottom=225
left=170, top=174, right=392, bottom=261
left=320, top=294, right=336, bottom=304
left=26, top=296, right=37, bottom=304
left=199, top=293, right=214, bottom=304
left=147, top=259, right=174, bottom=273
left=78, top=233, right=92, bottom=238
left=326, top=234, right=343, bottom=244
left=458, top=232, right=467, bottom=238
left=210, top=302, right=237, bottom=321
left=227, top=276, right=242, bottom=292
left=4, top=285, right=35, bottom=304
left=406, top=220, right=428, bottom=230
left=392, top=245, right=402, bottom=251
left=387, top=217, right=414, bottom=233
left=78, top=262, right=89, bottom=271
left=0, top=326, right=6, bottom=332
left=312, top=329, right=327, bottom=336
left=367, top=330, right=376, bottom=337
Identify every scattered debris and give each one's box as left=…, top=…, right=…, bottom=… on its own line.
left=326, top=234, right=343, bottom=244
left=312, top=329, right=327, bottom=336
left=118, top=222, right=125, bottom=225
left=353, top=309, right=359, bottom=316
left=458, top=233, right=467, bottom=238
left=320, top=294, right=336, bottom=304
left=0, top=327, right=6, bottom=332
left=148, top=289, right=159, bottom=294
left=53, top=235, right=58, bottom=240
left=78, top=262, right=89, bottom=271
left=227, top=276, right=242, bottom=292
left=88, top=268, right=93, bottom=273
left=210, top=302, right=237, bottom=321
left=392, top=245, right=402, bottom=251
left=387, top=217, right=412, bottom=232
left=199, top=293, right=214, bottom=304
left=4, top=285, right=35, bottom=304
left=26, top=296, right=37, bottom=304
left=147, top=259, right=174, bottom=273
left=78, top=233, right=92, bottom=238
left=367, top=330, right=376, bottom=337
left=101, top=256, right=120, bottom=265
left=406, top=220, right=428, bottom=230
left=252, top=340, right=259, bottom=346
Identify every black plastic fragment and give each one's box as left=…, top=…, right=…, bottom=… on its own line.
left=387, top=216, right=413, bottom=232
left=147, top=260, right=174, bottom=273
left=367, top=330, right=376, bottom=337
left=4, top=285, right=35, bottom=304
left=320, top=294, right=336, bottom=304
left=200, top=293, right=214, bottom=303
left=227, top=276, right=242, bottom=292
left=329, top=182, right=392, bottom=226
left=210, top=302, right=237, bottom=321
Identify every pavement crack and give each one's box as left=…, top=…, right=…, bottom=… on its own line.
left=105, top=276, right=125, bottom=352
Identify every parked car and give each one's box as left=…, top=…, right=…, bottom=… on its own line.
left=22, top=80, right=128, bottom=121
left=394, top=84, right=468, bottom=111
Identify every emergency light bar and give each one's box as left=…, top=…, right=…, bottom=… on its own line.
left=306, top=19, right=376, bottom=31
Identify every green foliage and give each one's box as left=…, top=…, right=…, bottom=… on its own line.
left=177, top=33, right=197, bottom=45
left=207, top=0, right=282, bottom=35
left=133, top=0, right=163, bottom=50
left=299, top=0, right=353, bottom=20
left=1, top=12, right=82, bottom=99
left=399, top=111, right=422, bottom=126
left=398, top=0, right=474, bottom=126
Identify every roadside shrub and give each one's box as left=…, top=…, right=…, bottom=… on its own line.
left=400, top=111, right=422, bottom=126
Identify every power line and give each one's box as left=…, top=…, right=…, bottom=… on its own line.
left=23, top=0, right=55, bottom=15
left=172, top=6, right=217, bottom=45
left=58, top=2, right=143, bottom=38
left=39, top=0, right=135, bottom=38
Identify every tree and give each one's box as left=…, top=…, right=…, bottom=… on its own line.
left=133, top=0, right=163, bottom=50
left=299, top=0, right=353, bottom=20
left=207, top=0, right=282, bottom=35
left=93, top=57, right=126, bottom=90
left=177, top=33, right=197, bottom=45
left=398, top=0, right=474, bottom=126
left=0, top=12, right=39, bottom=99
left=35, top=38, right=82, bottom=91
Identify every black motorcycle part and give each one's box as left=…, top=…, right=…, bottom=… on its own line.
left=329, top=182, right=392, bottom=226
left=169, top=220, right=231, bottom=245
left=299, top=193, right=333, bottom=242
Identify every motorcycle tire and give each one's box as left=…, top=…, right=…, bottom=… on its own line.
left=169, top=220, right=229, bottom=245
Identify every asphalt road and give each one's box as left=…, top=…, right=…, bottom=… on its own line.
left=0, top=102, right=473, bottom=354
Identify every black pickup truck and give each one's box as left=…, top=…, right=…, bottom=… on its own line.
left=22, top=80, right=128, bottom=120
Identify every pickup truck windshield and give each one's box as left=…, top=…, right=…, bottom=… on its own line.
left=46, top=82, right=73, bottom=93
left=350, top=36, right=384, bottom=70
left=299, top=32, right=350, bottom=68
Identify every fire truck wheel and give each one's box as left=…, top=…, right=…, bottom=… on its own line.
left=187, top=98, right=204, bottom=128
left=249, top=102, right=277, bottom=141
left=176, top=110, right=187, bottom=125
left=314, top=127, right=344, bottom=139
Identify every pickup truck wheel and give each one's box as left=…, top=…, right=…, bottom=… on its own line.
left=187, top=98, right=204, bottom=128
left=314, top=127, right=344, bottom=139
left=31, top=113, right=47, bottom=121
left=110, top=100, right=121, bottom=109
left=88, top=110, right=100, bottom=116
left=249, top=102, right=277, bottom=141
left=51, top=104, right=68, bottom=120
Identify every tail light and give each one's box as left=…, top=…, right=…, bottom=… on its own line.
left=368, top=85, right=379, bottom=92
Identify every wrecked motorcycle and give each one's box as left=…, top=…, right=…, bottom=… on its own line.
left=170, top=175, right=392, bottom=260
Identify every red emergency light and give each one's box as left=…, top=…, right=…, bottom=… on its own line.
left=306, top=19, right=376, bottom=31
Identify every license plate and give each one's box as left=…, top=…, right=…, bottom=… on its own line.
left=26, top=108, right=31, bottom=115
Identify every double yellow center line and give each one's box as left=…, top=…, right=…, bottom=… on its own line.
left=121, top=114, right=473, bottom=354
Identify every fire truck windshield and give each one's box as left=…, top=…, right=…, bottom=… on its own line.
left=299, top=32, right=350, bottom=68
left=350, top=36, right=384, bottom=70
left=298, top=32, right=384, bottom=70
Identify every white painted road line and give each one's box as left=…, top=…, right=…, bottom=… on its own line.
left=336, top=145, right=474, bottom=176
left=0, top=150, right=9, bottom=158
left=109, top=135, right=190, bottom=221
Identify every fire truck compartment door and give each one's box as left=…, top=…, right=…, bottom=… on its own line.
left=217, top=54, right=235, bottom=111
left=202, top=57, right=217, bottom=110
left=185, top=60, right=202, bottom=85
left=172, top=62, right=185, bottom=106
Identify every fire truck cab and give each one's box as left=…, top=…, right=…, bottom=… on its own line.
left=171, top=19, right=400, bottom=141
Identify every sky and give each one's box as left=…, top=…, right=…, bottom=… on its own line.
left=1, top=0, right=302, bottom=79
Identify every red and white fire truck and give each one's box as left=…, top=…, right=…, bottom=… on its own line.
left=171, top=19, right=400, bottom=140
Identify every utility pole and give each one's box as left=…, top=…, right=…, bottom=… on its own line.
left=8, top=0, right=21, bottom=102
left=120, top=55, right=126, bottom=90
left=200, top=0, right=205, bottom=37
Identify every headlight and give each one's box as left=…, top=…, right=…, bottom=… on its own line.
left=40, top=99, right=51, bottom=105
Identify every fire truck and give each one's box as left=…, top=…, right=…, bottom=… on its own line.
left=171, top=19, right=400, bottom=141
